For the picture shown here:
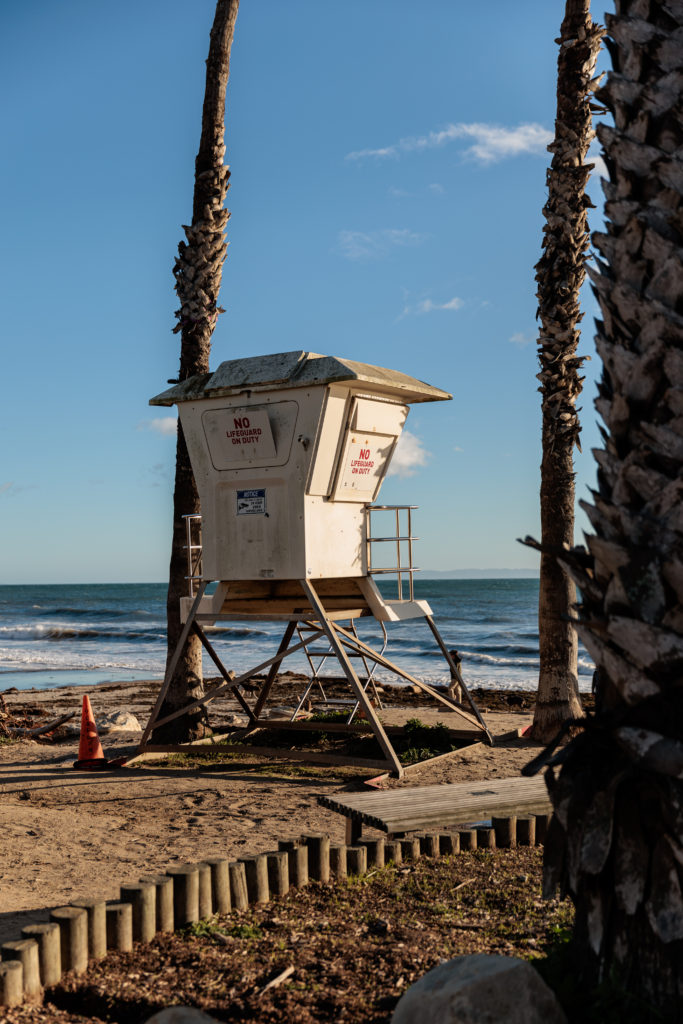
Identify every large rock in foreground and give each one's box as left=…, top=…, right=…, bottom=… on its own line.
left=392, top=954, right=566, bottom=1024
left=144, top=1008, right=220, bottom=1024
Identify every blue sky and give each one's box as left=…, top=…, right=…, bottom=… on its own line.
left=1, top=0, right=608, bottom=584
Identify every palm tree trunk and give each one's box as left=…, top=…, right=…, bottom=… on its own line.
left=154, top=0, right=239, bottom=743
left=540, top=0, right=683, bottom=1010
left=532, top=0, right=603, bottom=743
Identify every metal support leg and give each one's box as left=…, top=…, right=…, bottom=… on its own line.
left=192, top=621, right=254, bottom=719
left=300, top=580, right=404, bottom=778
left=139, top=581, right=208, bottom=748
left=347, top=619, right=387, bottom=724
left=424, top=615, right=492, bottom=742
left=291, top=622, right=331, bottom=719
left=143, top=627, right=326, bottom=737
left=332, top=622, right=491, bottom=741
left=253, top=620, right=297, bottom=719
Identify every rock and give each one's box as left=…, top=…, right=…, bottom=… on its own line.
left=391, top=954, right=567, bottom=1024
left=258, top=706, right=307, bottom=721
left=144, top=1008, right=220, bottom=1024
left=98, top=711, right=141, bottom=734
left=63, top=710, right=141, bottom=737
left=224, top=712, right=249, bottom=727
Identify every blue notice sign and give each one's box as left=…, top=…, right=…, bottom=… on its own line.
left=236, top=488, right=266, bottom=515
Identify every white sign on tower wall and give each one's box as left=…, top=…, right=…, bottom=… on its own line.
left=202, top=406, right=277, bottom=468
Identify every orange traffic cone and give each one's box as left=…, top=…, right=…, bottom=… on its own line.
left=72, top=695, right=108, bottom=769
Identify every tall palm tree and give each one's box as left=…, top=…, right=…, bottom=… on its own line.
left=536, top=0, right=683, bottom=1010
left=154, top=0, right=240, bottom=742
left=530, top=0, right=603, bottom=743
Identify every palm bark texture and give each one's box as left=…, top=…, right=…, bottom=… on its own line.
left=532, top=0, right=603, bottom=743
left=536, top=0, right=683, bottom=1008
left=155, top=0, right=239, bottom=743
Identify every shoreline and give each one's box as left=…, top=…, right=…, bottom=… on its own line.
left=1, top=669, right=596, bottom=696
left=1, top=672, right=596, bottom=716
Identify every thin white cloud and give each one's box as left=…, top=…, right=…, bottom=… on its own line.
left=453, top=445, right=464, bottom=452
left=584, top=139, right=609, bottom=180
left=346, top=122, right=552, bottom=165
left=590, top=153, right=609, bottom=178
left=139, top=417, right=178, bottom=436
left=403, top=296, right=463, bottom=316
left=387, top=430, right=431, bottom=478
left=509, top=331, right=534, bottom=347
left=389, top=183, right=445, bottom=198
left=338, top=228, right=426, bottom=261
left=0, top=482, right=13, bottom=496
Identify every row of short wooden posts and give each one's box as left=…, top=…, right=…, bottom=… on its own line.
left=0, top=813, right=551, bottom=1008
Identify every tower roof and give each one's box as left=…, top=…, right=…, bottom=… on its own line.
left=150, top=350, right=452, bottom=406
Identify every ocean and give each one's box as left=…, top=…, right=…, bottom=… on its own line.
left=0, top=580, right=595, bottom=694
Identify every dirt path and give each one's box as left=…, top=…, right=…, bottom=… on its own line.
left=0, top=679, right=543, bottom=945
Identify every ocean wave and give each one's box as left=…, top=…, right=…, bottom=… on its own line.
left=36, top=606, right=158, bottom=620
left=0, top=625, right=162, bottom=643
left=0, top=648, right=164, bottom=672
left=456, top=649, right=538, bottom=668
left=486, top=643, right=538, bottom=656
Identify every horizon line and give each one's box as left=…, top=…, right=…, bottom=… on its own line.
left=1, top=571, right=540, bottom=586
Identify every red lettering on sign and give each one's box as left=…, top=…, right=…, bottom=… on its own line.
left=233, top=416, right=250, bottom=429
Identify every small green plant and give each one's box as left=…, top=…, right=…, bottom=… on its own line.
left=348, top=716, right=460, bottom=764
left=227, top=922, right=264, bottom=940
left=183, top=916, right=224, bottom=938
left=308, top=709, right=350, bottom=723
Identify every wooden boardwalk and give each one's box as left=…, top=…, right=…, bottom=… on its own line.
left=318, top=775, right=551, bottom=843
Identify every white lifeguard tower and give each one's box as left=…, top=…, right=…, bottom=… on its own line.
left=139, top=351, right=490, bottom=777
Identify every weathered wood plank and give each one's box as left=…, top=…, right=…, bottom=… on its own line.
left=317, top=776, right=551, bottom=833
left=202, top=607, right=371, bottom=622
left=217, top=578, right=366, bottom=600
left=321, top=776, right=546, bottom=811
left=400, top=742, right=487, bottom=774
left=143, top=742, right=391, bottom=771
left=250, top=720, right=477, bottom=741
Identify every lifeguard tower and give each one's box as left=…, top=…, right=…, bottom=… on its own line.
left=138, top=351, right=490, bottom=777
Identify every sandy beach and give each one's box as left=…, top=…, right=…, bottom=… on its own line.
left=0, top=676, right=547, bottom=947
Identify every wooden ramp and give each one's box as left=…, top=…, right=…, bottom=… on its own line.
left=318, top=775, right=551, bottom=843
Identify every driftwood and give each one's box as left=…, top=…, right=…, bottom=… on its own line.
left=6, top=712, right=76, bottom=738
left=452, top=877, right=476, bottom=894
left=259, top=965, right=295, bottom=997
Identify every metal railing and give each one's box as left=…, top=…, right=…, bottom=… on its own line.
left=183, top=514, right=204, bottom=597
left=366, top=505, right=419, bottom=601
